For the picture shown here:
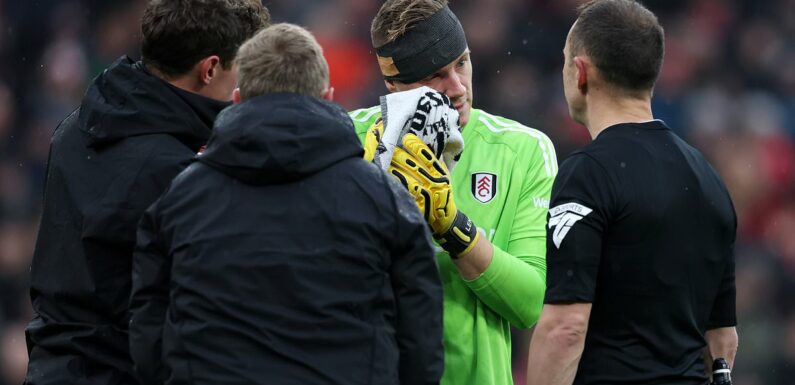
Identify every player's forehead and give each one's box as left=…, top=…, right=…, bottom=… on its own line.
left=438, top=49, right=471, bottom=71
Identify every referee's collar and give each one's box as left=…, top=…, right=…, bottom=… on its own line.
left=598, top=119, right=669, bottom=138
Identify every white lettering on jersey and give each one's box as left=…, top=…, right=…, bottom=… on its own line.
left=533, top=197, right=550, bottom=209
left=548, top=202, right=593, bottom=248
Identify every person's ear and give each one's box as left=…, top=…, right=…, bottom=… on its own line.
left=321, top=86, right=334, bottom=102
left=232, top=88, right=241, bottom=104
left=199, top=55, right=221, bottom=85
left=384, top=79, right=398, bottom=93
left=574, top=56, right=588, bottom=95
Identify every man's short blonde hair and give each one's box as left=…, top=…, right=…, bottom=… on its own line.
left=236, top=23, right=329, bottom=99
left=371, top=0, right=447, bottom=47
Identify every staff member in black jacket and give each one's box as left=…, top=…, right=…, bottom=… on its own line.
left=527, top=1, right=738, bottom=384
left=24, top=2, right=269, bottom=384
left=129, top=23, right=444, bottom=385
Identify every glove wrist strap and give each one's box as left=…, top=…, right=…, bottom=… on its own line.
left=436, top=212, right=479, bottom=258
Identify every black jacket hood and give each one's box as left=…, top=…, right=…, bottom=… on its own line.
left=199, top=93, right=363, bottom=185
left=78, top=56, right=230, bottom=150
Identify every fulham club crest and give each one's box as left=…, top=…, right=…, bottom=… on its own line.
left=471, top=173, right=497, bottom=203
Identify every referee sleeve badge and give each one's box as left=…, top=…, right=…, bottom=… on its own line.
left=548, top=202, right=593, bottom=248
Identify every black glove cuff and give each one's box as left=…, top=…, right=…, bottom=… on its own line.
left=436, top=211, right=478, bottom=258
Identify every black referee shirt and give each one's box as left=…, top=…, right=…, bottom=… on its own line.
left=545, top=120, right=737, bottom=385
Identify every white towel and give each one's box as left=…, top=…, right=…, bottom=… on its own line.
left=372, top=86, right=464, bottom=172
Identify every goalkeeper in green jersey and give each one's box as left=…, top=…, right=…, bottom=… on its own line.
left=349, top=1, right=558, bottom=384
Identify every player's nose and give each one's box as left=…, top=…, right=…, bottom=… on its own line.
left=442, top=71, right=467, bottom=101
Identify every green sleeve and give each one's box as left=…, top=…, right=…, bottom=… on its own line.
left=463, top=143, right=556, bottom=329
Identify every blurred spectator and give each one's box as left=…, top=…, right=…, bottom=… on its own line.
left=0, top=0, right=792, bottom=384
left=0, top=85, right=15, bottom=160
left=0, top=322, right=27, bottom=385
left=305, top=1, right=380, bottom=108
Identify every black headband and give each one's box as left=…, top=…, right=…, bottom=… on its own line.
left=375, top=6, right=467, bottom=83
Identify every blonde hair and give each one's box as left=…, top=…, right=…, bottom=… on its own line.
left=371, top=0, right=447, bottom=47
left=236, top=23, right=329, bottom=99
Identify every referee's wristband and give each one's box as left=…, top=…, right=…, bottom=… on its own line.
left=436, top=211, right=479, bottom=258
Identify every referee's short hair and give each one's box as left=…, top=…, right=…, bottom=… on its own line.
left=235, top=23, right=329, bottom=99
left=570, top=0, right=664, bottom=92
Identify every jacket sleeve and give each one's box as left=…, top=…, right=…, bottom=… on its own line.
left=129, top=198, right=171, bottom=384
left=462, top=139, right=557, bottom=329
left=386, top=175, right=444, bottom=385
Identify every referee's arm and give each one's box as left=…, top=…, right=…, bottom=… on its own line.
left=705, top=327, right=738, bottom=372
left=527, top=303, right=591, bottom=385
left=526, top=154, right=610, bottom=385
left=704, top=226, right=739, bottom=373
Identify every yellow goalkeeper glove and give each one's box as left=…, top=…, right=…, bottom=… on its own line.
left=389, top=134, right=480, bottom=258
left=363, top=119, right=384, bottom=162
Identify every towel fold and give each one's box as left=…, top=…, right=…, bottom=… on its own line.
left=372, top=86, right=464, bottom=172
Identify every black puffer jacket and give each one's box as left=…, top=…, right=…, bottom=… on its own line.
left=129, top=93, right=444, bottom=385
left=25, top=56, right=229, bottom=385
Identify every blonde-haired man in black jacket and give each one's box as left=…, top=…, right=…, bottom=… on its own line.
left=129, top=23, right=443, bottom=385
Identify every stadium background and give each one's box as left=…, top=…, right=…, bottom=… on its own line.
left=0, top=0, right=792, bottom=383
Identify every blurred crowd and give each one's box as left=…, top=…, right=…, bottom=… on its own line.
left=0, top=0, right=792, bottom=384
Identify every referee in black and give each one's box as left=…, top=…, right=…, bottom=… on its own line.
left=526, top=1, right=738, bottom=384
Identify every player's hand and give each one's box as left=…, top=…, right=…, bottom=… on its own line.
left=363, top=118, right=385, bottom=162
left=390, top=134, right=455, bottom=234
left=389, top=134, right=479, bottom=258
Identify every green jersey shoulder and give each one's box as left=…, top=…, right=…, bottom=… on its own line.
left=349, top=106, right=381, bottom=138
left=465, top=109, right=557, bottom=178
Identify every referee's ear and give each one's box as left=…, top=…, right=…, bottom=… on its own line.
left=574, top=57, right=589, bottom=94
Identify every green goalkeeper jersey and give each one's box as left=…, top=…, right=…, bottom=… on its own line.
left=349, top=106, right=557, bottom=385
